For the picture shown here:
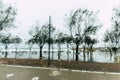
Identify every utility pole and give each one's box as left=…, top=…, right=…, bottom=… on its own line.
left=48, top=16, right=51, bottom=67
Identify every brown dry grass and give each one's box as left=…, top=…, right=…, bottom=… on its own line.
left=1, top=58, right=120, bottom=72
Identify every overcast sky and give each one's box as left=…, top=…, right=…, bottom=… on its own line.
left=4, top=0, right=120, bottom=45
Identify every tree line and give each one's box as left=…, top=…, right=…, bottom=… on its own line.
left=0, top=1, right=120, bottom=62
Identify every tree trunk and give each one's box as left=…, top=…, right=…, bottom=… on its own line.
left=72, top=47, right=75, bottom=60
left=15, top=47, right=18, bottom=58
left=114, top=47, right=117, bottom=56
left=75, top=44, right=79, bottom=61
left=5, top=45, right=8, bottom=58
left=90, top=46, right=93, bottom=62
left=107, top=48, right=112, bottom=61
left=67, top=43, right=69, bottom=60
left=83, top=45, right=86, bottom=61
left=87, top=49, right=90, bottom=61
left=28, top=47, right=32, bottom=58
left=39, top=45, right=43, bottom=59
left=110, top=50, right=112, bottom=61
left=51, top=44, right=54, bottom=60
left=112, top=47, right=117, bottom=56
left=58, top=43, right=61, bottom=60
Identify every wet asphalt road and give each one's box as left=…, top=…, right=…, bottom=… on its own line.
left=0, top=64, right=120, bottom=80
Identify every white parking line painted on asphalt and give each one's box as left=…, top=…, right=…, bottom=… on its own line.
left=71, top=70, right=120, bottom=75
left=3, top=64, right=51, bottom=70
left=6, top=74, right=14, bottom=78
left=2, top=64, right=69, bottom=71
left=32, top=77, right=39, bottom=80
left=2, top=64, right=120, bottom=75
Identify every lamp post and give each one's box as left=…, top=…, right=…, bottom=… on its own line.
left=48, top=16, right=51, bottom=67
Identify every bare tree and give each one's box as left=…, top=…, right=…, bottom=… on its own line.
left=89, top=38, right=97, bottom=62
left=64, top=34, right=73, bottom=60
left=84, top=36, right=91, bottom=61
left=65, top=8, right=101, bottom=61
left=84, top=36, right=97, bottom=62
left=0, top=1, right=16, bottom=58
left=1, top=34, right=12, bottom=58
left=103, top=31, right=114, bottom=61
left=103, top=7, right=120, bottom=61
left=27, top=38, right=35, bottom=58
left=29, top=22, right=55, bottom=59
left=0, top=1, right=16, bottom=31
left=12, top=36, right=22, bottom=58
left=32, top=24, right=48, bottom=59
left=111, top=7, right=120, bottom=55
left=55, top=32, right=65, bottom=60
left=56, top=33, right=73, bottom=60
left=104, top=30, right=120, bottom=59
